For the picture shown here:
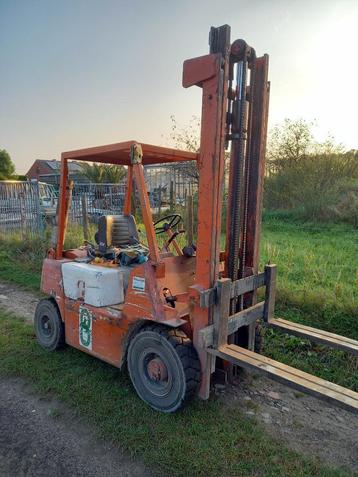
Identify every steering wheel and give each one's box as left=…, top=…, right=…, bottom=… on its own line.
left=153, top=214, right=182, bottom=234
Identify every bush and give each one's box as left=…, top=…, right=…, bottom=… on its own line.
left=264, top=133, right=358, bottom=224
left=330, top=187, right=358, bottom=227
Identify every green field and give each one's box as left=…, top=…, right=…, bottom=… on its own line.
left=261, top=213, right=358, bottom=336
left=0, top=215, right=357, bottom=476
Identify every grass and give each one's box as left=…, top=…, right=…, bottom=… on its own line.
left=261, top=212, right=358, bottom=337
left=258, top=213, right=358, bottom=390
left=0, top=224, right=97, bottom=290
left=0, top=309, right=353, bottom=477
left=0, top=215, right=357, bottom=475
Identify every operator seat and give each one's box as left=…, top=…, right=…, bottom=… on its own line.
left=96, top=214, right=140, bottom=253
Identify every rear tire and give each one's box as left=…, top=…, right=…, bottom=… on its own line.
left=127, top=325, right=200, bottom=413
left=34, top=299, right=65, bottom=351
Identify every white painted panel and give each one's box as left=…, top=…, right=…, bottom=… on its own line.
left=62, top=262, right=124, bottom=307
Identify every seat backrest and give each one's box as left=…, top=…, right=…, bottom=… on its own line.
left=97, top=215, right=140, bottom=251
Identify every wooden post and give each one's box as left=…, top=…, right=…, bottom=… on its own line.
left=51, top=192, right=60, bottom=248
left=62, top=180, right=74, bottom=248
left=109, top=186, right=113, bottom=210
left=213, top=278, right=232, bottom=349
left=158, top=187, right=162, bottom=216
left=170, top=180, right=174, bottom=211
left=186, top=194, right=194, bottom=244
left=19, top=192, right=26, bottom=239
left=33, top=180, right=43, bottom=235
left=81, top=194, right=89, bottom=241
left=263, top=264, right=277, bottom=322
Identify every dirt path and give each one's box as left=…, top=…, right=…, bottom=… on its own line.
left=0, top=377, right=152, bottom=477
left=217, top=374, right=358, bottom=473
left=0, top=281, right=154, bottom=477
left=0, top=279, right=357, bottom=474
left=0, top=281, right=38, bottom=322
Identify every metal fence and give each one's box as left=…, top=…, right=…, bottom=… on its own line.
left=0, top=164, right=198, bottom=239
left=144, top=164, right=197, bottom=211
left=70, top=182, right=126, bottom=225
left=0, top=181, right=46, bottom=238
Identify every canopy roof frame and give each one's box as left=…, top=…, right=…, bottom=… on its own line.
left=62, top=140, right=198, bottom=166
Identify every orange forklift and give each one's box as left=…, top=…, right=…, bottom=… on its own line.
left=35, top=25, right=358, bottom=413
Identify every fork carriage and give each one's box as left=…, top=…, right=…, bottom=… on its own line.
left=200, top=266, right=358, bottom=412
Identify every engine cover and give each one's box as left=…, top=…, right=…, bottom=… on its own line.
left=61, top=262, right=124, bottom=307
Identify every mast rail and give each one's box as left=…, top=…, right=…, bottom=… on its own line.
left=199, top=267, right=272, bottom=309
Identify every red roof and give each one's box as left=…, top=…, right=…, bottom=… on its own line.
left=62, top=141, right=198, bottom=166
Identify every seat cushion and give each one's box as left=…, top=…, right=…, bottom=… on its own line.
left=97, top=215, right=140, bottom=251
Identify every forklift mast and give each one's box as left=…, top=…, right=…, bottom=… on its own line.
left=183, top=25, right=269, bottom=398
left=186, top=26, right=357, bottom=412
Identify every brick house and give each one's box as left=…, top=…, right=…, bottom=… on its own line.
left=26, top=160, right=88, bottom=185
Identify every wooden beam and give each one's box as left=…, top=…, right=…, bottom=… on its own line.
left=230, top=272, right=266, bottom=298
left=199, top=301, right=264, bottom=348
left=199, top=272, right=266, bottom=308
left=208, top=344, right=358, bottom=413
left=81, top=194, right=89, bottom=241
left=269, top=318, right=358, bottom=356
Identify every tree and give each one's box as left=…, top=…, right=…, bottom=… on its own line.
left=80, top=162, right=126, bottom=183
left=103, top=164, right=126, bottom=183
left=169, top=115, right=231, bottom=184
left=266, top=118, right=344, bottom=174
left=264, top=119, right=358, bottom=220
left=169, top=115, right=200, bottom=182
left=0, top=149, right=15, bottom=180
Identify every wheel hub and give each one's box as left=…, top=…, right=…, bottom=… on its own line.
left=147, top=357, right=168, bottom=382
left=41, top=316, right=52, bottom=336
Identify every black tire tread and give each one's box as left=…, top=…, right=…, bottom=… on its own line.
left=135, top=324, right=201, bottom=407
left=34, top=298, right=65, bottom=351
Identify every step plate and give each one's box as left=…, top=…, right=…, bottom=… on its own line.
left=208, top=344, right=358, bottom=413
left=269, top=318, right=358, bottom=355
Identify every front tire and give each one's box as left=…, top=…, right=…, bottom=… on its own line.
left=127, top=325, right=200, bottom=413
left=34, top=299, right=65, bottom=351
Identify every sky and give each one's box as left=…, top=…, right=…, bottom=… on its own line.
left=1, top=0, right=357, bottom=174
